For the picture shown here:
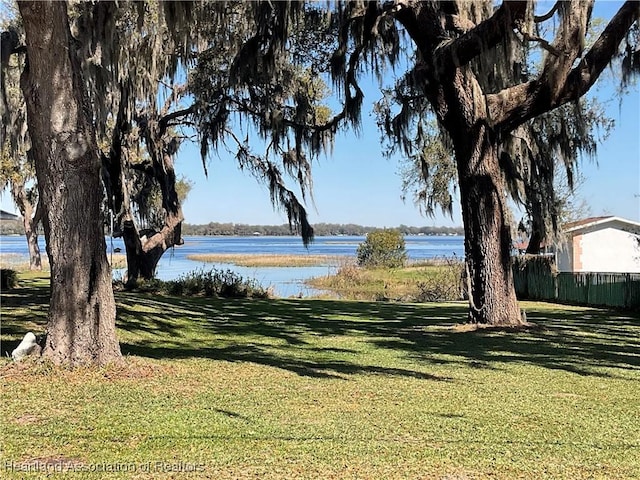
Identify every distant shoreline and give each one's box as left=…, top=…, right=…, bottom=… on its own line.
left=181, top=222, right=464, bottom=237
left=1, top=222, right=464, bottom=238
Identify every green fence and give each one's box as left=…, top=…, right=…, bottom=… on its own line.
left=512, top=256, right=640, bottom=309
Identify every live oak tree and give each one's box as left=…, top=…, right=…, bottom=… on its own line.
left=2, top=4, right=189, bottom=282
left=79, top=1, right=325, bottom=283
left=326, top=0, right=639, bottom=325
left=394, top=99, right=614, bottom=256
left=1, top=1, right=328, bottom=365
left=15, top=0, right=121, bottom=365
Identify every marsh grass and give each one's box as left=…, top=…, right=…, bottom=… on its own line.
left=308, top=257, right=465, bottom=302
left=186, top=253, right=341, bottom=267
left=1, top=272, right=640, bottom=479
left=0, top=253, right=49, bottom=272
left=107, top=253, right=127, bottom=270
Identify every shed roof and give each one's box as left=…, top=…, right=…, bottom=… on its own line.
left=564, top=216, right=640, bottom=233
left=0, top=209, right=19, bottom=221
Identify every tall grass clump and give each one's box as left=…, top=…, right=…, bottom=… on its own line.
left=413, top=257, right=465, bottom=302
left=115, top=268, right=271, bottom=298
left=309, top=257, right=465, bottom=302
left=163, top=268, right=271, bottom=298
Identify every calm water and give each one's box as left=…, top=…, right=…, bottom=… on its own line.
left=0, top=235, right=464, bottom=297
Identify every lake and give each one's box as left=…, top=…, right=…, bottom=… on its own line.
left=0, top=235, right=465, bottom=297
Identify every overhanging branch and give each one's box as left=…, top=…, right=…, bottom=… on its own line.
left=487, top=1, right=639, bottom=132
left=560, top=1, right=640, bottom=101
left=534, top=2, right=559, bottom=23
left=433, top=1, right=528, bottom=71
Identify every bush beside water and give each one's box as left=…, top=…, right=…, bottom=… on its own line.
left=116, top=268, right=271, bottom=299
left=356, top=229, right=407, bottom=269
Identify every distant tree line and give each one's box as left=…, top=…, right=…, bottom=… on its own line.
left=0, top=218, right=463, bottom=237
left=181, top=222, right=463, bottom=237
left=0, top=220, right=25, bottom=236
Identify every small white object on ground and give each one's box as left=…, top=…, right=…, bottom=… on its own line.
left=11, top=332, right=41, bottom=362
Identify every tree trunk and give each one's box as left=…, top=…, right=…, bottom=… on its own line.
left=24, top=203, right=42, bottom=270
left=121, top=212, right=183, bottom=288
left=11, top=182, right=42, bottom=270
left=121, top=218, right=168, bottom=287
left=525, top=227, right=544, bottom=255
left=18, top=0, right=122, bottom=365
left=456, top=123, right=523, bottom=326
left=524, top=179, right=548, bottom=255
left=119, top=141, right=185, bottom=288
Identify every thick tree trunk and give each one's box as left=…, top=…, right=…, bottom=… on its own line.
left=121, top=219, right=168, bottom=287
left=456, top=123, right=523, bottom=326
left=122, top=213, right=183, bottom=288
left=18, top=0, right=122, bottom=365
left=525, top=227, right=544, bottom=255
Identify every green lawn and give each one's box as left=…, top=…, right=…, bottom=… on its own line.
left=1, top=273, right=639, bottom=479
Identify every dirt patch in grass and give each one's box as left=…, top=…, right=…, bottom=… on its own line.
left=453, top=321, right=543, bottom=333
left=0, top=357, right=171, bottom=384
left=12, top=414, right=41, bottom=426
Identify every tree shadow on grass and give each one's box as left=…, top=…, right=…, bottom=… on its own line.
left=115, top=291, right=640, bottom=379
left=1, top=276, right=49, bottom=356
left=3, top=279, right=639, bottom=379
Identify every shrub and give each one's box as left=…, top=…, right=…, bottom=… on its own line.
left=357, top=229, right=407, bottom=268
left=163, top=268, right=271, bottom=299
left=1, top=269, right=18, bottom=290
left=113, top=268, right=271, bottom=298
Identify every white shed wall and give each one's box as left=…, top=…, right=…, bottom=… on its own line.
left=576, top=227, right=640, bottom=273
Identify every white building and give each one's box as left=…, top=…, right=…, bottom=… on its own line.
left=556, top=216, right=640, bottom=273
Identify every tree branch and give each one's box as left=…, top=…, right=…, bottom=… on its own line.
left=158, top=104, right=196, bottom=135
left=444, top=14, right=476, bottom=34
left=487, top=1, right=639, bottom=132
left=560, top=1, right=640, bottom=101
left=518, top=29, right=562, bottom=57
left=534, top=2, right=559, bottom=23
left=434, top=1, right=528, bottom=71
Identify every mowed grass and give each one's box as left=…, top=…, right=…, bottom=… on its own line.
left=1, top=273, right=640, bottom=479
left=186, top=253, right=341, bottom=267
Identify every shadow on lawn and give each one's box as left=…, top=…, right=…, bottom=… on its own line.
left=114, top=291, right=640, bottom=379
left=1, top=275, right=49, bottom=355
left=2, top=278, right=639, bottom=379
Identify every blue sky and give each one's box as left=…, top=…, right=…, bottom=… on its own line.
left=1, top=1, right=638, bottom=228
left=178, top=1, right=639, bottom=228
left=178, top=77, right=639, bottom=229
